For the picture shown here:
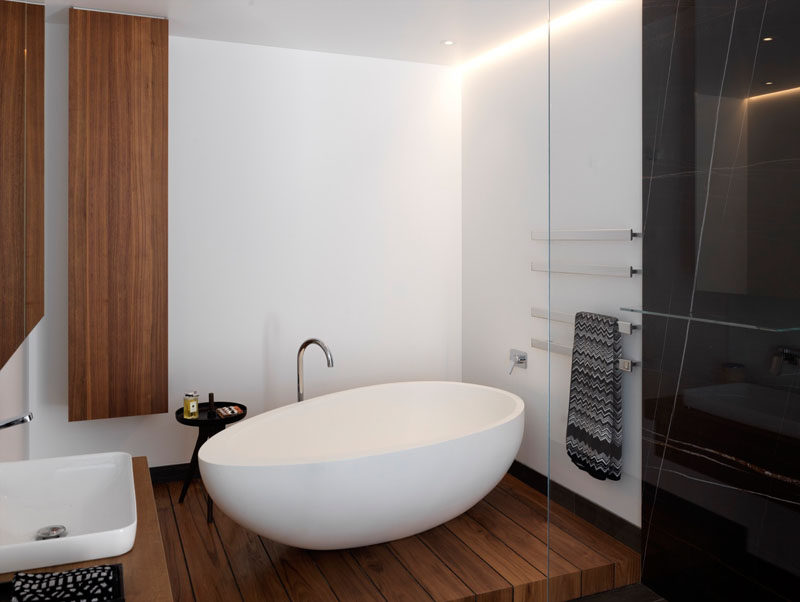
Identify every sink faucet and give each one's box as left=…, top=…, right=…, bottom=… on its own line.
left=770, top=347, right=800, bottom=376
left=297, top=339, right=334, bottom=402
left=0, top=411, right=33, bottom=430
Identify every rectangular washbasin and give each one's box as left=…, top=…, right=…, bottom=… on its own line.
left=0, top=452, right=137, bottom=573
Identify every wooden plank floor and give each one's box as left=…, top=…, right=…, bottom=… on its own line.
left=155, top=475, right=640, bottom=602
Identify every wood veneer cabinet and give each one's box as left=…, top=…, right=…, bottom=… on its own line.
left=68, top=8, right=168, bottom=420
left=0, top=0, right=44, bottom=371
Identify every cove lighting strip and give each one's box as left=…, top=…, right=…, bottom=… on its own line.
left=748, top=85, right=800, bottom=103
left=458, top=0, right=623, bottom=74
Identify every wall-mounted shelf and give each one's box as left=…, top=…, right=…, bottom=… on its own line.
left=531, top=263, right=641, bottom=278
left=620, top=307, right=800, bottom=333
left=531, top=307, right=637, bottom=335
left=531, top=228, right=641, bottom=241
left=530, top=338, right=638, bottom=372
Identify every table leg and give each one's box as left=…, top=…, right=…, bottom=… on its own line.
left=178, top=429, right=206, bottom=503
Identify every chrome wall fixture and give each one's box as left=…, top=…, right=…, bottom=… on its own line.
left=509, top=349, right=528, bottom=374
left=531, top=263, right=641, bottom=278
left=530, top=338, right=638, bottom=372
left=296, top=339, right=334, bottom=402
left=0, top=411, right=33, bottom=430
left=530, top=227, right=641, bottom=370
left=531, top=307, right=637, bottom=335
left=531, top=228, right=641, bottom=241
left=530, top=226, right=642, bottom=277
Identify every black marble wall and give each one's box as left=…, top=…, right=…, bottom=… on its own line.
left=642, top=1, right=800, bottom=600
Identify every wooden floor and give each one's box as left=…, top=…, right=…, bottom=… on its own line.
left=155, top=475, right=640, bottom=602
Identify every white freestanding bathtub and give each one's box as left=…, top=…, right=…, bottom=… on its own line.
left=198, top=381, right=524, bottom=549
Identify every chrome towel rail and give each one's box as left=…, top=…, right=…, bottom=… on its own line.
left=531, top=263, right=641, bottom=278
left=531, top=228, right=641, bottom=241
left=530, top=338, right=638, bottom=372
left=531, top=307, right=637, bottom=335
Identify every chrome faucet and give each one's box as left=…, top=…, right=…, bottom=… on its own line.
left=0, top=411, right=33, bottom=430
left=297, top=339, right=334, bottom=402
left=770, top=347, right=800, bottom=376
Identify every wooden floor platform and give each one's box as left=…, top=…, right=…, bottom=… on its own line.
left=155, top=474, right=640, bottom=601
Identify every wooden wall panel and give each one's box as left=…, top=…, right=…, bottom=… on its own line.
left=69, top=8, right=168, bottom=420
left=0, top=0, right=26, bottom=369
left=25, top=2, right=45, bottom=334
left=0, top=0, right=44, bottom=371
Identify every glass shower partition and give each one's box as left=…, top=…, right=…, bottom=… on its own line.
left=544, top=0, right=645, bottom=598
left=458, top=0, right=554, bottom=596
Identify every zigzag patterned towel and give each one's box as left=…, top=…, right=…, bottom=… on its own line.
left=566, top=311, right=623, bottom=481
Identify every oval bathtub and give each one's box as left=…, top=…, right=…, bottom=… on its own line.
left=198, top=381, right=524, bottom=549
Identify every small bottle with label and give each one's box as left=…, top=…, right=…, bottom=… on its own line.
left=183, top=390, right=199, bottom=419
left=207, top=392, right=216, bottom=418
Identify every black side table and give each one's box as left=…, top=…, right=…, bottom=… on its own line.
left=175, top=401, right=247, bottom=522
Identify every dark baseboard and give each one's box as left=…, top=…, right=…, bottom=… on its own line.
left=150, top=462, right=190, bottom=484
left=509, top=460, right=641, bottom=552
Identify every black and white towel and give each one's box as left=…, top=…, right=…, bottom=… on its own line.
left=12, top=564, right=124, bottom=602
left=565, top=311, right=623, bottom=481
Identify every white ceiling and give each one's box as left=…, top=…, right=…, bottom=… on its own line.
left=44, top=0, right=548, bottom=66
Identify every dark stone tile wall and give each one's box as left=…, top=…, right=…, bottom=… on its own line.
left=642, top=1, right=800, bottom=600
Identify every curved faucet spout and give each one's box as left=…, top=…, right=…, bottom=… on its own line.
left=0, top=411, right=33, bottom=430
left=297, top=339, right=334, bottom=402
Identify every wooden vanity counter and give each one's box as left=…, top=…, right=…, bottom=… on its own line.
left=0, top=456, right=172, bottom=601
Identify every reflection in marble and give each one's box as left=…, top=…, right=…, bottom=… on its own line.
left=643, top=1, right=800, bottom=600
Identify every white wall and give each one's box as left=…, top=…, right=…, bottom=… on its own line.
left=460, top=2, right=549, bottom=494
left=26, top=8, right=642, bottom=530
left=0, top=343, right=29, bottom=461
left=29, top=27, right=462, bottom=466
left=462, top=0, right=642, bottom=526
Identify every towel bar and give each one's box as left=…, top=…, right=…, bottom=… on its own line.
left=531, top=307, right=637, bottom=335
left=531, top=228, right=641, bottom=241
left=530, top=338, right=638, bottom=372
left=531, top=263, right=641, bottom=278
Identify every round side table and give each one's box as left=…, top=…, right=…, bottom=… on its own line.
left=175, top=401, right=247, bottom=522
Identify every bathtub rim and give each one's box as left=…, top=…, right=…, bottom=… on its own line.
left=199, top=380, right=524, bottom=468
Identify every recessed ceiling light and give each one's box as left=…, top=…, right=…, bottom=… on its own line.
left=765, top=81, right=774, bottom=85
left=441, top=40, right=455, bottom=46
left=762, top=36, right=774, bottom=41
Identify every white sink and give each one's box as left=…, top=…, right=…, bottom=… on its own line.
left=0, top=452, right=137, bottom=573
